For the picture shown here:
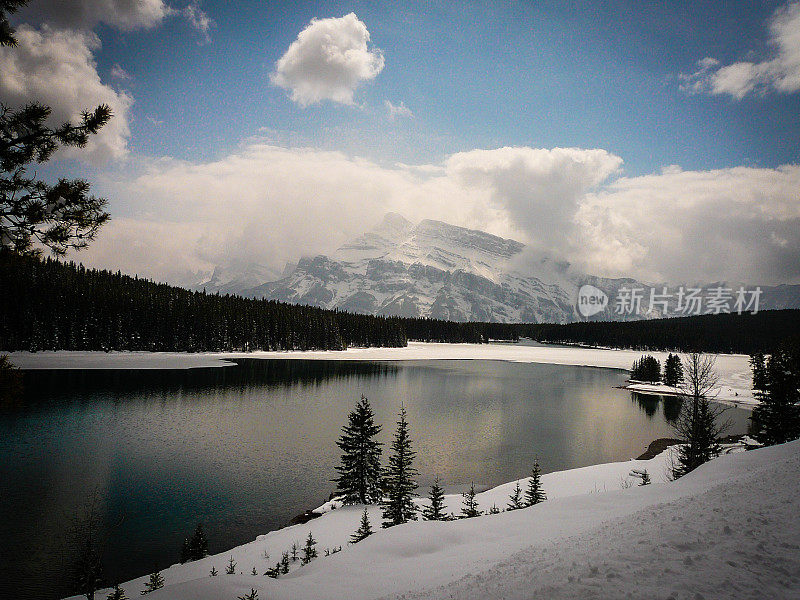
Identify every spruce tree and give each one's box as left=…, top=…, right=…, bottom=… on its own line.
left=209, top=566, right=218, bottom=577
left=251, top=567, right=258, bottom=576
left=188, top=522, right=209, bottom=560
left=179, top=538, right=191, bottom=564
left=381, top=405, right=418, bottom=527
left=507, top=481, right=524, bottom=510
left=225, top=556, right=236, bottom=575
left=290, top=542, right=299, bottom=562
left=750, top=352, right=768, bottom=391
left=140, top=572, right=164, bottom=595
left=238, top=589, right=258, bottom=600
left=106, top=584, right=127, bottom=600
left=524, top=460, right=546, bottom=506
left=460, top=482, right=482, bottom=518
left=639, top=470, right=651, bottom=486
left=663, top=353, right=684, bottom=386
left=280, top=552, right=290, bottom=574
left=672, top=354, right=728, bottom=479
left=334, top=396, right=383, bottom=504
left=421, top=476, right=446, bottom=521
left=350, top=507, right=373, bottom=543
left=301, top=532, right=318, bottom=564
left=749, top=346, right=800, bottom=446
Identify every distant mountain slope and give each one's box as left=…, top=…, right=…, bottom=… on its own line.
left=238, top=213, right=800, bottom=323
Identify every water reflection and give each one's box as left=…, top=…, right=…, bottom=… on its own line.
left=630, top=392, right=685, bottom=424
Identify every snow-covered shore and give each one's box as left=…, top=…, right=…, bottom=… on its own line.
left=9, top=341, right=755, bottom=406
left=71, top=440, right=800, bottom=600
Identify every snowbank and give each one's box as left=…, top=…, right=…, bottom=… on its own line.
left=9, top=342, right=754, bottom=406
left=72, top=440, right=800, bottom=600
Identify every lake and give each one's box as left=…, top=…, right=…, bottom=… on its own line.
left=0, top=358, right=751, bottom=600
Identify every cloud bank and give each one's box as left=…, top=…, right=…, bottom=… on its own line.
left=680, top=2, right=800, bottom=99
left=271, top=13, right=385, bottom=106
left=79, top=144, right=800, bottom=287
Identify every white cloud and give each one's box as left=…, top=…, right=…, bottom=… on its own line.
left=270, top=13, right=384, bottom=106
left=385, top=100, right=413, bottom=120
left=22, top=0, right=170, bottom=31
left=180, top=1, right=213, bottom=43
left=680, top=2, right=800, bottom=99
left=445, top=147, right=623, bottom=254
left=0, top=25, right=133, bottom=162
left=77, top=142, right=800, bottom=286
left=110, top=63, right=130, bottom=79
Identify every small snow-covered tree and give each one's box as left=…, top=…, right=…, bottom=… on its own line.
left=209, top=566, right=218, bottom=577
left=238, top=589, right=258, bottom=600
left=489, top=504, right=500, bottom=514
left=350, top=508, right=373, bottom=543
left=301, top=532, right=318, bottom=564
left=334, top=396, right=383, bottom=504
left=106, top=584, right=127, bottom=600
left=280, top=551, right=290, bottom=574
left=507, top=481, right=524, bottom=510
left=140, top=572, right=164, bottom=595
left=290, top=542, right=299, bottom=562
left=225, top=556, right=236, bottom=575
left=421, top=476, right=446, bottom=520
left=381, top=405, right=418, bottom=527
left=460, top=482, right=481, bottom=518
left=524, top=460, right=546, bottom=506
left=640, top=470, right=651, bottom=486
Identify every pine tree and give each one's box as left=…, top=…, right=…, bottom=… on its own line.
left=280, top=552, right=290, bottom=574
left=749, top=346, right=800, bottom=446
left=663, top=353, right=684, bottom=386
left=507, top=481, right=524, bottom=510
left=140, top=572, right=164, bottom=595
left=179, top=538, right=191, bottom=564
left=672, top=354, right=728, bottom=479
left=381, top=405, right=418, bottom=527
left=225, top=556, right=236, bottom=575
left=421, top=476, right=446, bottom=521
left=238, top=589, right=258, bottom=600
left=301, top=532, right=318, bottom=565
left=290, top=542, right=299, bottom=562
left=350, top=508, right=373, bottom=543
left=188, top=522, right=209, bottom=560
left=640, top=470, right=651, bottom=486
left=334, top=396, right=383, bottom=504
left=106, top=584, right=128, bottom=600
left=524, top=460, right=546, bottom=506
left=209, top=566, right=218, bottom=577
left=460, top=482, right=482, bottom=518
left=750, top=352, right=768, bottom=391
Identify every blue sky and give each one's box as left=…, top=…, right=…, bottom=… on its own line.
left=76, top=0, right=799, bottom=174
left=2, top=0, right=799, bottom=285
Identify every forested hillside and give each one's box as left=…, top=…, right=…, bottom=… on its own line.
left=0, top=252, right=407, bottom=352
left=520, top=310, right=800, bottom=354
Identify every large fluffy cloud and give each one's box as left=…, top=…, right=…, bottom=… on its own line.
left=680, top=2, right=800, bottom=99
left=78, top=144, right=800, bottom=287
left=0, top=25, right=133, bottom=162
left=270, top=13, right=384, bottom=106
left=21, top=0, right=171, bottom=31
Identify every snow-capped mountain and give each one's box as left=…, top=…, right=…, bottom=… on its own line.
left=221, top=213, right=800, bottom=323
left=240, top=214, right=628, bottom=322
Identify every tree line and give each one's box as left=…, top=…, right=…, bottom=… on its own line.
left=520, top=310, right=800, bottom=355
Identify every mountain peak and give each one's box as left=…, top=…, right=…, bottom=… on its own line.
left=376, top=212, right=413, bottom=233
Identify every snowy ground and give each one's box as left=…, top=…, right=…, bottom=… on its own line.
left=68, top=439, right=800, bottom=600
left=9, top=342, right=754, bottom=406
